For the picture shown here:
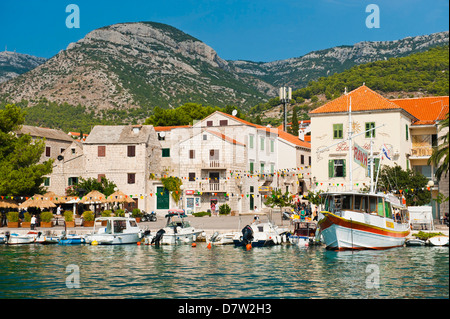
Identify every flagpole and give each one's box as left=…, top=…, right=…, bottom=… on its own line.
left=348, top=95, right=353, bottom=191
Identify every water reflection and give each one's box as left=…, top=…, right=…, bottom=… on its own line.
left=0, top=244, right=448, bottom=299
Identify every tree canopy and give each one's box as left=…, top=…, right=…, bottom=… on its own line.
left=0, top=104, right=53, bottom=196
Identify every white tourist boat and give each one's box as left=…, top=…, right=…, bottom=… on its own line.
left=149, top=210, right=203, bottom=245
left=427, top=235, right=449, bottom=246
left=318, top=192, right=410, bottom=250
left=85, top=217, right=144, bottom=245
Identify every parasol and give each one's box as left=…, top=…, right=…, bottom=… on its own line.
left=106, top=190, right=135, bottom=203
left=19, top=194, right=56, bottom=209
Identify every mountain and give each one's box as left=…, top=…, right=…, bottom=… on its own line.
left=0, top=22, right=272, bottom=111
left=229, top=31, right=449, bottom=89
left=0, top=51, right=47, bottom=83
left=0, top=21, right=448, bottom=113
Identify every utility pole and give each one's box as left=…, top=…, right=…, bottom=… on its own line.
left=279, top=87, right=292, bottom=132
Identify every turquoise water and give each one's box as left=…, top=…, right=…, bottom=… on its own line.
left=0, top=244, right=448, bottom=299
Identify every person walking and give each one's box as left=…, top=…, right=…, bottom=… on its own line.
left=31, top=214, right=37, bottom=230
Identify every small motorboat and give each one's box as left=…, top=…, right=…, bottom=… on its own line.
left=427, top=235, right=449, bottom=246
left=289, top=220, right=318, bottom=247
left=59, top=234, right=86, bottom=245
left=149, top=210, right=203, bottom=245
left=233, top=222, right=284, bottom=247
left=85, top=217, right=144, bottom=245
left=405, top=238, right=426, bottom=246
left=4, top=231, right=40, bottom=245
left=207, top=231, right=237, bottom=245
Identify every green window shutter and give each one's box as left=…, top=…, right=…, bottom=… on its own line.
left=328, top=160, right=334, bottom=178
left=333, top=124, right=343, bottom=139
left=250, top=162, right=254, bottom=174
left=405, top=124, right=409, bottom=141
left=342, top=159, right=346, bottom=177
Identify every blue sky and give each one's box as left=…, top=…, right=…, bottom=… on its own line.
left=0, top=0, right=448, bottom=62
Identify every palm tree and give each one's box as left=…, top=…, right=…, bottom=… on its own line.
left=428, top=113, right=449, bottom=182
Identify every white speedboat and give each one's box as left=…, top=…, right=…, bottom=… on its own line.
left=207, top=231, right=238, bottom=245
left=4, top=231, right=41, bottom=245
left=233, top=221, right=284, bottom=247
left=427, top=235, right=449, bottom=246
left=150, top=210, right=203, bottom=245
left=85, top=217, right=144, bottom=245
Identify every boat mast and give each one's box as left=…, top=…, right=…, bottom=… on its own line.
left=347, top=92, right=353, bottom=191
left=370, top=134, right=374, bottom=193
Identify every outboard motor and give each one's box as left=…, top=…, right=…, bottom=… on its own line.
left=210, top=231, right=219, bottom=243
left=151, top=229, right=165, bottom=245
left=242, top=225, right=253, bottom=245
left=5, top=231, right=10, bottom=244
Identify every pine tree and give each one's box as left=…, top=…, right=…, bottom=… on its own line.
left=0, top=104, right=53, bottom=196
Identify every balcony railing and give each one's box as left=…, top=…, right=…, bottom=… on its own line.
left=199, top=181, right=227, bottom=193
left=201, top=160, right=227, bottom=169
left=411, top=147, right=433, bottom=157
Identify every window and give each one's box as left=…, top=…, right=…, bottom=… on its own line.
left=249, top=162, right=254, bottom=174
left=219, top=120, right=228, bottom=126
left=206, top=121, right=213, bottom=127
left=365, top=122, right=375, bottom=138
left=189, top=172, right=196, bottom=181
left=44, top=177, right=50, bottom=187
left=301, top=155, right=304, bottom=165
left=270, top=140, right=274, bottom=152
left=60, top=148, right=65, bottom=154
left=189, top=150, right=195, bottom=159
left=203, top=134, right=207, bottom=140
left=162, top=148, right=170, bottom=157
left=45, top=146, right=51, bottom=157
left=270, top=164, right=274, bottom=174
left=260, top=162, right=265, bottom=174
left=127, top=145, right=136, bottom=157
left=98, top=146, right=106, bottom=157
left=97, top=174, right=105, bottom=182
left=68, top=177, right=78, bottom=186
left=249, top=135, right=254, bottom=149
left=71, top=148, right=76, bottom=155
left=309, top=156, right=311, bottom=166
left=260, top=137, right=265, bottom=151
left=127, top=173, right=136, bottom=184
left=333, top=124, right=343, bottom=139
left=328, top=159, right=346, bottom=178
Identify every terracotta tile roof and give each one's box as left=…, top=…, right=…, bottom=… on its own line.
left=277, top=129, right=311, bottom=148
left=309, top=85, right=405, bottom=115
left=206, top=129, right=246, bottom=146
left=154, top=125, right=191, bottom=131
left=390, top=96, right=449, bottom=125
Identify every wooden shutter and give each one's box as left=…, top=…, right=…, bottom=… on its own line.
left=328, top=160, right=334, bottom=178
left=98, top=146, right=106, bottom=157
left=127, top=145, right=136, bottom=157
left=342, top=159, right=346, bottom=177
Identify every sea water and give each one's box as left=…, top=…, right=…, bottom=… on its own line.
left=0, top=243, right=448, bottom=299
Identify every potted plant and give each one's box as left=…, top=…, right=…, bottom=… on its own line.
left=64, top=210, right=75, bottom=228
left=132, top=208, right=142, bottom=222
left=101, top=210, right=112, bottom=225
left=21, top=212, right=32, bottom=228
left=82, top=211, right=95, bottom=227
left=7, top=211, right=20, bottom=228
left=115, top=209, right=125, bottom=217
left=40, top=211, right=54, bottom=227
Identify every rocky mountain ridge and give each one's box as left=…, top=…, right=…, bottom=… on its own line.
left=0, top=51, right=47, bottom=83
left=0, top=21, right=447, bottom=111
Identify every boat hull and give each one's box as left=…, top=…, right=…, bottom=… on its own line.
left=319, top=212, right=410, bottom=251
left=427, top=236, right=449, bottom=246
left=160, top=231, right=202, bottom=245
left=233, top=239, right=275, bottom=247
left=87, top=233, right=141, bottom=245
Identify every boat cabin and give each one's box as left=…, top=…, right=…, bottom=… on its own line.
left=293, top=221, right=317, bottom=238
left=165, top=209, right=191, bottom=228
left=96, top=217, right=139, bottom=234
left=322, top=192, right=409, bottom=223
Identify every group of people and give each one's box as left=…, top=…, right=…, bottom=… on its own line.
left=293, top=201, right=318, bottom=221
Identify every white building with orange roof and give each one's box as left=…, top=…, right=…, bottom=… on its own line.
left=309, top=84, right=448, bottom=221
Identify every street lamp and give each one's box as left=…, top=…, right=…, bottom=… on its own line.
left=279, top=87, right=292, bottom=132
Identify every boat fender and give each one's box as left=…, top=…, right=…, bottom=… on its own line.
left=91, top=240, right=98, bottom=246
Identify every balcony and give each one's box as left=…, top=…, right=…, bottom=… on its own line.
left=201, top=160, right=227, bottom=170
left=411, top=146, right=433, bottom=158
left=199, top=181, right=228, bottom=193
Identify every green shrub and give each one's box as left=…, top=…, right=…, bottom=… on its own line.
left=412, top=231, right=444, bottom=241
left=219, top=204, right=231, bottom=215
left=102, top=210, right=112, bottom=217
left=82, top=211, right=95, bottom=221
left=40, top=211, right=54, bottom=223
left=132, top=208, right=142, bottom=218
left=115, top=209, right=125, bottom=217
left=64, top=210, right=74, bottom=222
left=7, top=211, right=19, bottom=222
left=192, top=211, right=211, bottom=217
left=23, top=212, right=31, bottom=222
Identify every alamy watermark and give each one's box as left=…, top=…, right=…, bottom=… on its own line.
left=66, top=264, right=81, bottom=288
left=365, top=264, right=380, bottom=289
left=66, top=4, right=80, bottom=29
left=365, top=4, right=380, bottom=29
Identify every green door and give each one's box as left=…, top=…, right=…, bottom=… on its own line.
left=157, top=186, right=170, bottom=210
